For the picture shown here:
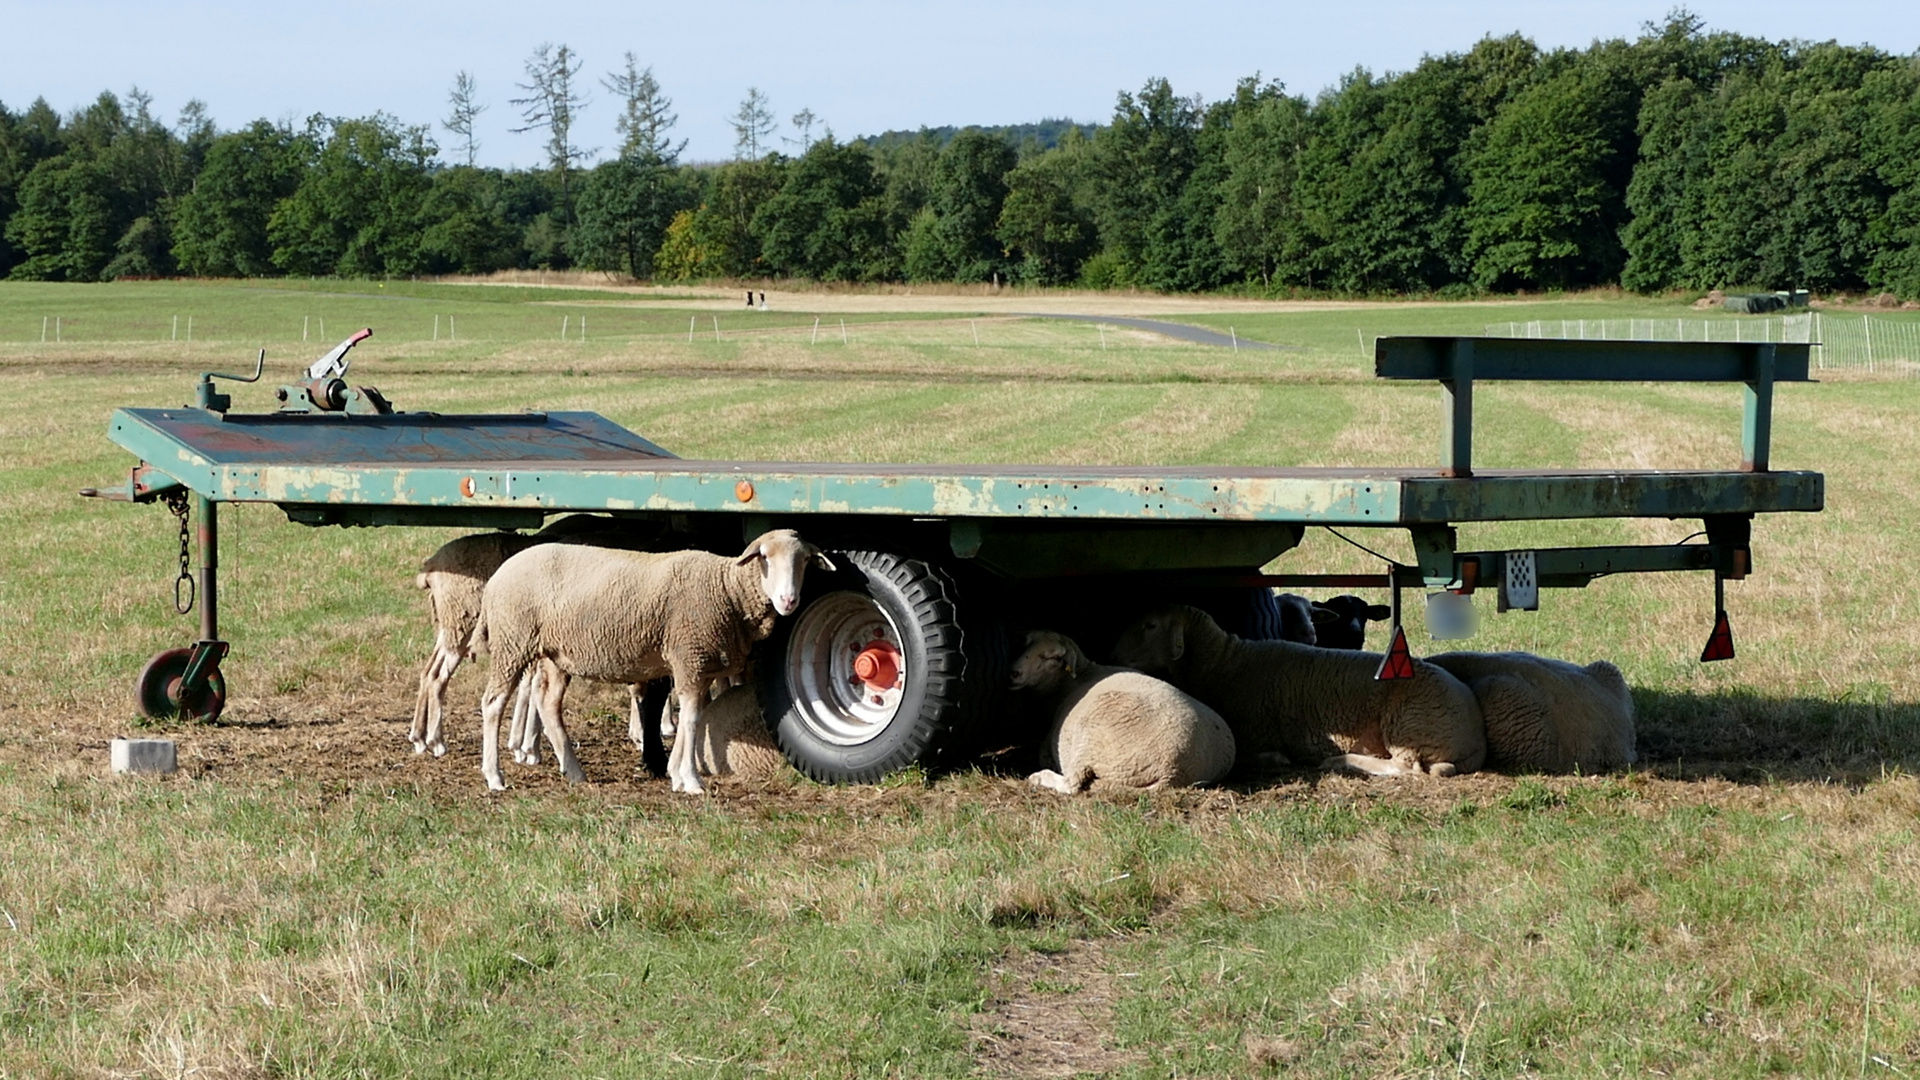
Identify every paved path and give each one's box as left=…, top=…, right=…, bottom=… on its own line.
left=1014, top=312, right=1295, bottom=350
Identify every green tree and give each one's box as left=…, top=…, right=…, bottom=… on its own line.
left=754, top=138, right=892, bottom=280
left=5, top=155, right=117, bottom=280
left=571, top=157, right=695, bottom=277
left=1212, top=78, right=1312, bottom=290
left=1090, top=78, right=1204, bottom=289
left=417, top=166, right=527, bottom=274
left=996, top=135, right=1097, bottom=285
left=171, top=120, right=311, bottom=277
left=906, top=129, right=1014, bottom=282
left=1462, top=46, right=1639, bottom=290
left=267, top=114, right=435, bottom=276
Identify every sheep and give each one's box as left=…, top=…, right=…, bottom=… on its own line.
left=1010, top=630, right=1234, bottom=794
left=678, top=682, right=789, bottom=782
left=409, top=518, right=672, bottom=770
left=1309, top=595, right=1392, bottom=650
left=1424, top=651, right=1637, bottom=773
left=410, top=530, right=540, bottom=756
left=471, top=529, right=833, bottom=794
left=1109, top=604, right=1484, bottom=778
left=1274, top=592, right=1318, bottom=645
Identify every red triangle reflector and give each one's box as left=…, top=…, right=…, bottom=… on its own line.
left=1700, top=609, right=1736, bottom=662
left=1375, top=625, right=1417, bottom=681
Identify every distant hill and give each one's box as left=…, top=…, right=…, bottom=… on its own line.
left=857, top=118, right=1099, bottom=153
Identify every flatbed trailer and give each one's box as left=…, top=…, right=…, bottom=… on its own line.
left=89, top=334, right=1823, bottom=782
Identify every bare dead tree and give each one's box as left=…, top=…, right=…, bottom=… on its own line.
left=731, top=87, right=776, bottom=160
left=603, top=53, right=685, bottom=164
left=511, top=43, right=592, bottom=220
left=443, top=70, right=486, bottom=166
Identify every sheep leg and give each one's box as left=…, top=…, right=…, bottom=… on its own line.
left=509, top=666, right=544, bottom=765
left=409, top=646, right=441, bottom=752
left=632, top=680, right=669, bottom=779
left=534, top=658, right=583, bottom=783
left=422, top=641, right=463, bottom=757
left=667, top=685, right=706, bottom=795
left=479, top=681, right=514, bottom=792
left=412, top=640, right=459, bottom=754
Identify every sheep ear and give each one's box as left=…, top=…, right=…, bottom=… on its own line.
left=1365, top=604, right=1391, bottom=621
left=810, top=548, right=838, bottom=571
left=736, top=543, right=767, bottom=567
left=1167, top=621, right=1186, bottom=662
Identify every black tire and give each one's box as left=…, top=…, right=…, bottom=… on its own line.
left=134, top=647, right=227, bottom=722
left=761, top=549, right=993, bottom=783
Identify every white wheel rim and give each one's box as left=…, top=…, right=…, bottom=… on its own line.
left=786, top=589, right=907, bottom=747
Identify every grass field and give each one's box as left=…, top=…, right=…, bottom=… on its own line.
left=2, top=279, right=1919, bottom=1077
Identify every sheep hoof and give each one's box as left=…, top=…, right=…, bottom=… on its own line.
left=430, top=743, right=448, bottom=759
left=410, top=742, right=426, bottom=756
left=1026, top=770, right=1076, bottom=796
left=484, top=775, right=506, bottom=792
left=1429, top=762, right=1459, bottom=778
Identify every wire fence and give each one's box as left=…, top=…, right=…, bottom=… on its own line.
left=1484, top=313, right=1920, bottom=377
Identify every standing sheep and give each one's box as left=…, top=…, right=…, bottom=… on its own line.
left=1011, top=630, right=1234, bottom=794
left=1425, top=651, right=1637, bottom=772
left=409, top=519, right=671, bottom=770
left=1110, top=605, right=1484, bottom=778
left=471, top=529, right=832, bottom=794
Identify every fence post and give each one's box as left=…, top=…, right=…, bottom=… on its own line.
left=1864, top=315, right=1873, bottom=371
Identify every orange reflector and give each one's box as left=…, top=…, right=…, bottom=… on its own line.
left=734, top=479, right=755, bottom=503
left=1700, top=610, right=1736, bottom=662
left=460, top=476, right=476, bottom=498
left=1375, top=625, right=1417, bottom=681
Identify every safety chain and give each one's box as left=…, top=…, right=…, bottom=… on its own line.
left=164, top=490, right=194, bottom=614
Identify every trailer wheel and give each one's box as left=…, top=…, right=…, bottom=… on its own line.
left=134, top=647, right=227, bottom=723
left=763, top=550, right=975, bottom=783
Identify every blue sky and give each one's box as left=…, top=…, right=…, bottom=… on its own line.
left=2, top=1, right=1916, bottom=168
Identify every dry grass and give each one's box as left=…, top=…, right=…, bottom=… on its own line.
left=2, top=280, right=1919, bottom=1077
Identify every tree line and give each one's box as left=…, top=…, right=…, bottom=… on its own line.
left=2, top=14, right=1918, bottom=296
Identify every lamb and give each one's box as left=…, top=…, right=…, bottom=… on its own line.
left=1309, top=595, right=1392, bottom=650
left=471, top=529, right=833, bottom=794
left=1424, top=651, right=1637, bottom=772
left=1110, top=604, right=1485, bottom=778
left=1010, top=630, right=1234, bottom=794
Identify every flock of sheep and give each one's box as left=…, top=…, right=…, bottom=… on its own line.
left=407, top=515, right=1637, bottom=796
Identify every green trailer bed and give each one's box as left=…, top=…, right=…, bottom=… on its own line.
left=89, top=334, right=1823, bottom=783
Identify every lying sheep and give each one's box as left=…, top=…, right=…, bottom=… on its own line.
left=1011, top=630, right=1234, bottom=793
left=680, top=682, right=789, bottom=782
left=1110, top=605, right=1484, bottom=778
left=1309, top=595, right=1392, bottom=650
left=471, top=529, right=832, bottom=794
left=1425, top=651, right=1636, bottom=772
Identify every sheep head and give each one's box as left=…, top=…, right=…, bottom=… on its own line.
left=1009, top=630, right=1087, bottom=693
left=736, top=529, right=836, bottom=616
left=1110, top=606, right=1191, bottom=675
left=1309, top=595, right=1392, bottom=650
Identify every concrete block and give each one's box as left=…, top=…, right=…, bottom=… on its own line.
left=111, top=738, right=177, bottom=775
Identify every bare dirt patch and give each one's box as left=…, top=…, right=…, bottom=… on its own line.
left=970, top=937, right=1145, bottom=1078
